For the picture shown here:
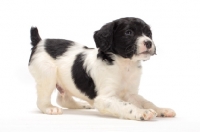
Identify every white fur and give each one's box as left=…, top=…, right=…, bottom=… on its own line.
left=29, top=36, right=176, bottom=120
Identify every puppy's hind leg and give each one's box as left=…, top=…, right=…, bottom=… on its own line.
left=56, top=87, right=93, bottom=109
left=30, top=62, right=62, bottom=115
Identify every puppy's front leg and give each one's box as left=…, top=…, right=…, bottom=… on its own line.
left=94, top=96, right=157, bottom=120
left=125, top=94, right=176, bottom=117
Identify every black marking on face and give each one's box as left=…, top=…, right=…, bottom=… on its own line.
left=72, top=53, right=97, bottom=99
left=130, top=110, right=132, bottom=114
left=113, top=18, right=152, bottom=59
left=94, top=17, right=154, bottom=59
left=45, top=39, right=74, bottom=59
left=161, top=113, right=164, bottom=117
left=143, top=25, right=152, bottom=39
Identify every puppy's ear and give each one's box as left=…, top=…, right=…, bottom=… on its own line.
left=93, top=22, right=115, bottom=52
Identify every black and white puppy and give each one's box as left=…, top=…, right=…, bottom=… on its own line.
left=29, top=17, right=176, bottom=121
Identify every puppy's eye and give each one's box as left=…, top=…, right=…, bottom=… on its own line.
left=125, top=30, right=133, bottom=35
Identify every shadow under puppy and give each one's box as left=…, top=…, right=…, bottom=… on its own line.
left=29, top=17, right=176, bottom=121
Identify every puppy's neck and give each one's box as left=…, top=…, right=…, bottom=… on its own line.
left=114, top=55, right=141, bottom=68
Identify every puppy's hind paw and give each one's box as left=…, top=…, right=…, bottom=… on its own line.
left=45, top=106, right=63, bottom=115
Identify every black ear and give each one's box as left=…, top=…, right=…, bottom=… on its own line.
left=93, top=22, right=115, bottom=52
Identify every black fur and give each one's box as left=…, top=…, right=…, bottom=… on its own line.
left=94, top=22, right=115, bottom=53
left=30, top=27, right=41, bottom=47
left=72, top=53, right=97, bottom=99
left=93, top=17, right=153, bottom=59
left=97, top=50, right=114, bottom=65
left=29, top=46, right=37, bottom=65
left=45, top=39, right=74, bottom=59
left=29, top=27, right=41, bottom=65
left=83, top=46, right=94, bottom=50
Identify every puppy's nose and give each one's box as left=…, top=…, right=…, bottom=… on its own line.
left=144, top=40, right=152, bottom=49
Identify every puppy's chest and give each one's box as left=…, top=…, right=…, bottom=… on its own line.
left=118, top=61, right=142, bottom=94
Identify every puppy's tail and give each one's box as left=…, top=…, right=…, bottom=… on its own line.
left=30, top=27, right=41, bottom=47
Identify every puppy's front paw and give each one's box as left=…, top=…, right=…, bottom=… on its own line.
left=156, top=108, right=176, bottom=117
left=136, top=109, right=157, bottom=121
left=45, top=106, right=63, bottom=115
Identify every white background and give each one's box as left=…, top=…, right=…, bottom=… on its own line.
left=0, top=0, right=200, bottom=131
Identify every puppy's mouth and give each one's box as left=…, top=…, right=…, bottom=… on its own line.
left=138, top=51, right=151, bottom=55
left=137, top=50, right=156, bottom=56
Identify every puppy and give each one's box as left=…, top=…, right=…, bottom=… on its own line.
left=29, top=17, right=176, bottom=121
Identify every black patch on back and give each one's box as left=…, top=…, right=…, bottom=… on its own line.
left=97, top=50, right=114, bottom=65
left=45, top=39, right=74, bottom=59
left=72, top=53, right=97, bottom=99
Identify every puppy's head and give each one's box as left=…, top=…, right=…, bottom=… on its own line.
left=94, top=17, right=156, bottom=61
